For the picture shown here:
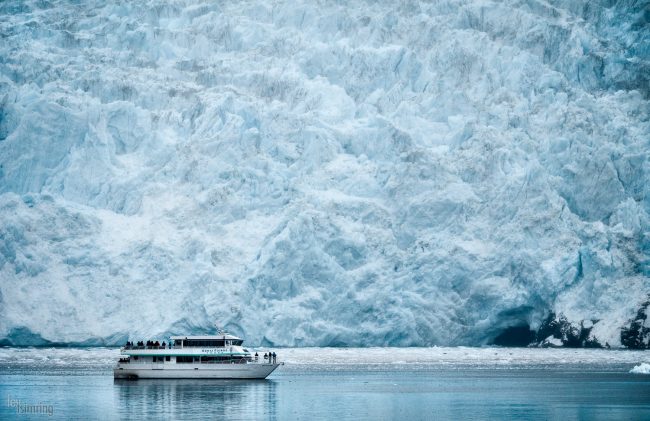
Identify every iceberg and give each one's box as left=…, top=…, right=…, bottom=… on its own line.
left=630, top=363, right=650, bottom=375
left=0, top=0, right=648, bottom=347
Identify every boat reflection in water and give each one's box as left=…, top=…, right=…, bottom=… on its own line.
left=113, top=379, right=277, bottom=419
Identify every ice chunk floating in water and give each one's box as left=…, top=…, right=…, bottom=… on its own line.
left=630, top=363, right=650, bottom=375
left=0, top=0, right=648, bottom=347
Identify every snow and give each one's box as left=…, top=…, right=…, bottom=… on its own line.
left=629, top=363, right=650, bottom=375
left=0, top=0, right=648, bottom=347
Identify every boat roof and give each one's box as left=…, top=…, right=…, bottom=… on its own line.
left=170, top=334, right=242, bottom=340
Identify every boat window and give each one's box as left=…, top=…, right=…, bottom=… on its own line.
left=166, top=356, right=170, bottom=362
left=183, top=339, right=226, bottom=347
left=200, top=356, right=239, bottom=363
left=176, top=356, right=193, bottom=363
left=133, top=356, right=138, bottom=360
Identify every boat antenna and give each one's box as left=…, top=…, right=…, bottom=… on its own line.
left=215, top=321, right=224, bottom=335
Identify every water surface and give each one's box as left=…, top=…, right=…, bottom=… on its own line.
left=1, top=347, right=648, bottom=420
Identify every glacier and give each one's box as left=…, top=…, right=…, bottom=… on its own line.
left=0, top=0, right=648, bottom=347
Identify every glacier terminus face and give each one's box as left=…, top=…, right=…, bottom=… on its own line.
left=0, top=0, right=648, bottom=347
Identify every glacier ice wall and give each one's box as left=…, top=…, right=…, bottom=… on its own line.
left=0, top=0, right=648, bottom=347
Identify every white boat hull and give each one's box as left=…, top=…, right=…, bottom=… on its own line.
left=113, top=363, right=281, bottom=379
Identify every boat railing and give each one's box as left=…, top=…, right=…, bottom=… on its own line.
left=123, top=345, right=171, bottom=350
left=196, top=359, right=279, bottom=365
left=122, top=345, right=240, bottom=350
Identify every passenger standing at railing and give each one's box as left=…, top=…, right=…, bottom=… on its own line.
left=255, top=352, right=259, bottom=361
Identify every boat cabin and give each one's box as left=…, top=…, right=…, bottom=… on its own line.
left=170, top=335, right=244, bottom=348
left=117, top=333, right=260, bottom=367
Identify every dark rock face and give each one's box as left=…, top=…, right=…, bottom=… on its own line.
left=621, top=297, right=650, bottom=349
left=533, top=313, right=601, bottom=348
left=529, top=297, right=650, bottom=349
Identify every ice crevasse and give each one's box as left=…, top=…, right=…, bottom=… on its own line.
left=0, top=0, right=648, bottom=347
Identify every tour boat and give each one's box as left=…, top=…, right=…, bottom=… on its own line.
left=113, top=332, right=282, bottom=379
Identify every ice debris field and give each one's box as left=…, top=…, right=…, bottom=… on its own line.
left=0, top=347, right=648, bottom=375
left=0, top=0, right=648, bottom=347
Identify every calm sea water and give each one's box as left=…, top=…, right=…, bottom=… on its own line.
left=1, top=347, right=649, bottom=420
